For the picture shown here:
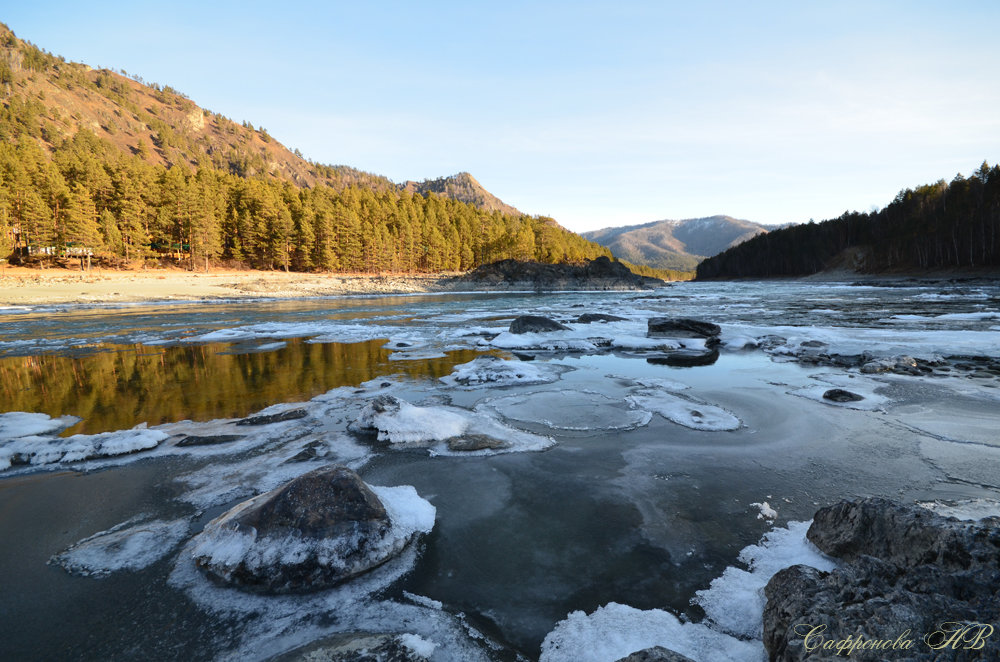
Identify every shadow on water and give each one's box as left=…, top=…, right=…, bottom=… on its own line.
left=0, top=338, right=488, bottom=434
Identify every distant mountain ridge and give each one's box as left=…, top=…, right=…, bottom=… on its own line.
left=583, top=215, right=768, bottom=271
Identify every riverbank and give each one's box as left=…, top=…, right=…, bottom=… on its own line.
left=0, top=267, right=459, bottom=305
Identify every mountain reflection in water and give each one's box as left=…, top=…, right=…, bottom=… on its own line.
left=0, top=338, right=488, bottom=434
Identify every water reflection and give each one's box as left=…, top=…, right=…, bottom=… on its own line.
left=0, top=338, right=486, bottom=434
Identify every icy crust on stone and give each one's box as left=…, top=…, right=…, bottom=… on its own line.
left=439, top=355, right=564, bottom=387
left=627, top=393, right=741, bottom=431
left=482, top=390, right=652, bottom=433
left=51, top=517, right=189, bottom=577
left=354, top=395, right=555, bottom=454
left=190, top=481, right=435, bottom=593
left=0, top=422, right=167, bottom=471
left=540, top=521, right=837, bottom=662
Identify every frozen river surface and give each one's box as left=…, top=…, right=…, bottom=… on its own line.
left=1, top=280, right=999, bottom=661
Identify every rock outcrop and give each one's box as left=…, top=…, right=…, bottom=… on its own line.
left=452, top=257, right=664, bottom=290
left=763, top=498, right=1000, bottom=661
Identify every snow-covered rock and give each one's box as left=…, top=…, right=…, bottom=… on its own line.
left=191, top=465, right=434, bottom=593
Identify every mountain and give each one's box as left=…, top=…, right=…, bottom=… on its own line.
left=583, top=215, right=768, bottom=271
left=402, top=172, right=520, bottom=216
left=0, top=23, right=614, bottom=272
left=696, top=163, right=1000, bottom=279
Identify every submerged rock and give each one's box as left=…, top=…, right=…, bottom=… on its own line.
left=236, top=408, right=308, bottom=426
left=615, top=647, right=696, bottom=662
left=191, top=466, right=430, bottom=593
left=647, top=318, right=721, bottom=338
left=646, top=348, right=720, bottom=367
left=176, top=434, right=245, bottom=447
left=821, top=388, right=864, bottom=403
left=270, top=632, right=435, bottom=661
left=763, top=498, right=1000, bottom=661
left=576, top=312, right=628, bottom=324
left=446, top=434, right=509, bottom=452
left=509, top=315, right=571, bottom=334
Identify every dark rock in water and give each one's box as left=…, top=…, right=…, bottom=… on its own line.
left=451, top=257, right=664, bottom=290
left=646, top=348, right=720, bottom=367
left=283, top=441, right=325, bottom=464
left=576, top=313, right=628, bottom=324
left=821, top=388, right=864, bottom=403
left=615, top=647, right=696, bottom=662
left=509, top=315, right=571, bottom=334
left=192, top=465, right=414, bottom=593
left=270, top=632, right=430, bottom=662
left=446, top=434, right=509, bottom=452
left=176, top=434, right=245, bottom=447
left=647, top=317, right=721, bottom=338
left=763, top=498, right=1000, bottom=661
left=236, top=408, right=308, bottom=426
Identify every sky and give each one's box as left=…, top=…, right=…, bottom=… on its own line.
left=4, top=1, right=1000, bottom=232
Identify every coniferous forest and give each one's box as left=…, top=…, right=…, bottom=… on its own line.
left=0, top=24, right=613, bottom=273
left=697, top=162, right=1000, bottom=278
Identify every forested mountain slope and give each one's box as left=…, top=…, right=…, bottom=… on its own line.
left=696, top=163, right=1000, bottom=278
left=0, top=23, right=610, bottom=271
left=402, top=172, right=521, bottom=216
left=583, top=216, right=766, bottom=271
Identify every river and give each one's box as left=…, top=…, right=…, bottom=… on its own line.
left=1, top=280, right=999, bottom=661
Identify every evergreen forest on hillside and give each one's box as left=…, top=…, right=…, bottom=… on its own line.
left=697, top=162, right=1000, bottom=278
left=0, top=25, right=612, bottom=272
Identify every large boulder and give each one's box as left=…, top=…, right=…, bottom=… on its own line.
left=647, top=318, right=721, bottom=338
left=191, top=465, right=431, bottom=593
left=509, top=315, right=571, bottom=334
left=615, top=647, right=696, bottom=662
left=763, top=498, right=1000, bottom=661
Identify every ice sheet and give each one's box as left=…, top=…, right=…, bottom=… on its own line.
left=439, top=356, right=563, bottom=387
left=627, top=393, right=740, bottom=431
left=52, top=517, right=189, bottom=577
left=539, top=602, right=763, bottom=662
left=918, top=498, right=1000, bottom=520
left=482, top=390, right=652, bottom=432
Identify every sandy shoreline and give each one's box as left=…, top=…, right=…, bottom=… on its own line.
left=0, top=267, right=462, bottom=305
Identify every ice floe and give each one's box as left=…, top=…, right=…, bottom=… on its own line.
left=51, top=517, right=189, bottom=577
left=0, top=424, right=167, bottom=471
left=482, top=390, right=652, bottom=433
left=918, top=498, right=1000, bottom=520
left=627, top=393, right=741, bottom=431
left=355, top=394, right=555, bottom=454
left=439, top=355, right=564, bottom=387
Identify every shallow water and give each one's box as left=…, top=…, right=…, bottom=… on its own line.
left=1, top=281, right=999, bottom=661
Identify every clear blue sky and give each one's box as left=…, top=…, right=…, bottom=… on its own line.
left=5, top=2, right=1000, bottom=232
